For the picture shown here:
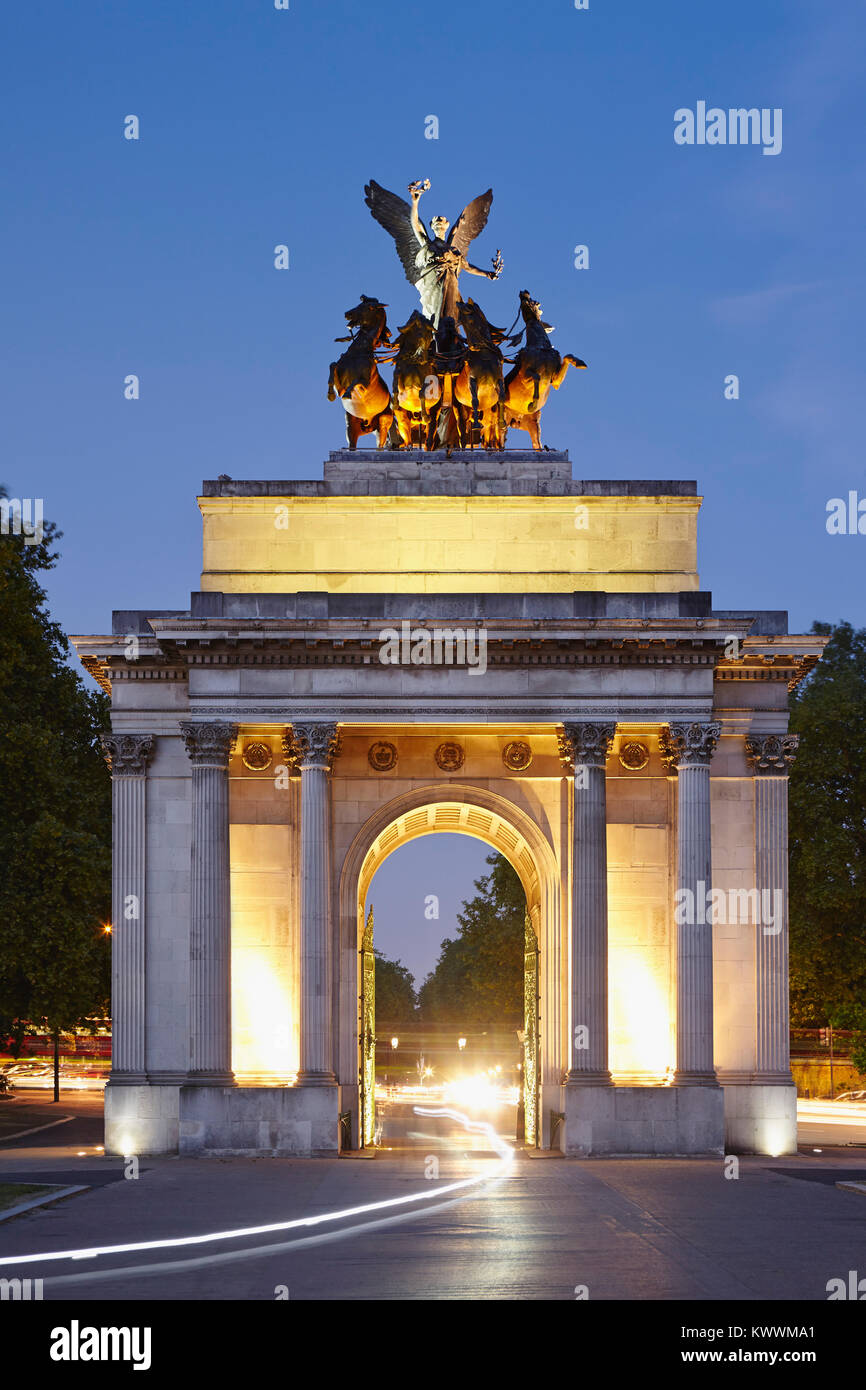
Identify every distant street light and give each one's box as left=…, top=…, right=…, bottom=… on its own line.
left=457, top=1037, right=467, bottom=1051
left=391, top=1037, right=399, bottom=1050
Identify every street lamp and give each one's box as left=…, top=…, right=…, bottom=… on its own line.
left=457, top=1037, right=467, bottom=1051
left=391, top=1037, right=399, bottom=1050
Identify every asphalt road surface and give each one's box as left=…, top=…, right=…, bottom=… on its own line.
left=1, top=1092, right=865, bottom=1301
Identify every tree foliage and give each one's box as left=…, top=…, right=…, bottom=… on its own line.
left=374, top=950, right=417, bottom=1024
left=417, top=853, right=525, bottom=1029
left=0, top=499, right=111, bottom=1052
left=788, top=620, right=866, bottom=1033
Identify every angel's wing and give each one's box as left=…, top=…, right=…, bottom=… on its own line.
left=448, top=189, right=493, bottom=258
left=364, top=180, right=427, bottom=287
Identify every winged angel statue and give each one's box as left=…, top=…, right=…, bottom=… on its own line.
left=364, top=178, right=503, bottom=327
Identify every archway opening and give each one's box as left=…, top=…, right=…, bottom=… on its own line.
left=355, top=813, right=542, bottom=1153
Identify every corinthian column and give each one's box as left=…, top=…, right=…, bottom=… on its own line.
left=101, top=734, right=154, bottom=1083
left=180, top=721, right=237, bottom=1084
left=560, top=722, right=616, bottom=1085
left=660, top=721, right=721, bottom=1084
left=285, top=722, right=341, bottom=1086
left=746, top=733, right=799, bottom=1081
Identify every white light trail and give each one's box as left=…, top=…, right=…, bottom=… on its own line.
left=0, top=1105, right=513, bottom=1270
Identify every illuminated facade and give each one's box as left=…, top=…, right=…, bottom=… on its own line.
left=72, top=451, right=824, bottom=1157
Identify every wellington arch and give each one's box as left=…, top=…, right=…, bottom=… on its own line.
left=71, top=449, right=825, bottom=1159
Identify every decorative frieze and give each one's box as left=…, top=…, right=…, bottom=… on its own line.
left=618, top=739, right=649, bottom=771
left=502, top=740, right=532, bottom=771
left=368, top=741, right=398, bottom=772
left=241, top=740, right=273, bottom=771
left=435, top=740, right=465, bottom=772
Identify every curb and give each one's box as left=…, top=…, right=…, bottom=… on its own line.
left=0, top=1184, right=90, bottom=1222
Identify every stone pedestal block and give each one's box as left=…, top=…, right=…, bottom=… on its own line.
left=563, top=1084, right=725, bottom=1156
left=178, top=1085, right=340, bottom=1157
left=104, top=1083, right=180, bottom=1156
left=723, top=1083, right=797, bottom=1155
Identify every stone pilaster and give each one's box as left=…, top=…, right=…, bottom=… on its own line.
left=284, top=722, right=341, bottom=1086
left=101, top=734, right=154, bottom=1084
left=746, top=733, right=799, bottom=1082
left=660, top=721, right=721, bottom=1085
left=560, top=722, right=616, bottom=1085
left=180, top=721, right=237, bottom=1084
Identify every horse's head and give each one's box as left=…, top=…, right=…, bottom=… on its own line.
left=519, top=290, right=554, bottom=334
left=394, top=310, right=436, bottom=355
left=344, top=295, right=391, bottom=345
left=458, top=298, right=507, bottom=348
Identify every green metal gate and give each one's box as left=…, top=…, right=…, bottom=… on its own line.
left=523, top=910, right=540, bottom=1147
left=359, top=905, right=376, bottom=1148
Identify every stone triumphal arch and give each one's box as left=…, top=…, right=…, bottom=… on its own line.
left=72, top=450, right=824, bottom=1158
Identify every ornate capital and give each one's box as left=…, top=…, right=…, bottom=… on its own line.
left=659, top=721, right=721, bottom=772
left=179, top=721, right=237, bottom=767
left=745, top=732, right=799, bottom=774
left=286, top=721, right=341, bottom=772
left=101, top=733, right=154, bottom=777
left=558, top=722, right=616, bottom=770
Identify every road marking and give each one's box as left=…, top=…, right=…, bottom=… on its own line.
left=0, top=1115, right=75, bottom=1144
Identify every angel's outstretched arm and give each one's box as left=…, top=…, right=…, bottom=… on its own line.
left=409, top=185, right=429, bottom=248
left=463, top=248, right=503, bottom=280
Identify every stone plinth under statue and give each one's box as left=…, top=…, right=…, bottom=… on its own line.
left=73, top=453, right=823, bottom=1159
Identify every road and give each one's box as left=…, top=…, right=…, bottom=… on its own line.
left=0, top=1091, right=865, bottom=1301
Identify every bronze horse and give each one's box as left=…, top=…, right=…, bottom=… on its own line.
left=327, top=296, right=394, bottom=449
left=455, top=298, right=507, bottom=450
left=389, top=310, right=440, bottom=449
left=503, top=290, right=586, bottom=449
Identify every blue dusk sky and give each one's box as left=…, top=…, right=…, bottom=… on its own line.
left=3, top=1, right=863, bottom=982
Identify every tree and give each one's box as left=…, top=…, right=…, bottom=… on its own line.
left=417, top=853, right=525, bottom=1030
left=0, top=495, right=111, bottom=1097
left=374, top=951, right=417, bottom=1024
left=788, top=621, right=866, bottom=1037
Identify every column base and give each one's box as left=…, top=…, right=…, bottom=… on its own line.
left=295, top=1070, right=337, bottom=1087
left=187, top=1070, right=236, bottom=1087
left=107, top=1071, right=148, bottom=1086
left=672, top=1070, right=719, bottom=1086
left=565, top=1071, right=612, bottom=1087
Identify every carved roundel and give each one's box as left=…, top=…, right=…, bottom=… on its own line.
left=435, top=741, right=465, bottom=772
left=368, top=741, right=398, bottom=772
left=241, top=740, right=273, bottom=771
left=619, top=740, right=649, bottom=772
left=502, top=740, right=532, bottom=772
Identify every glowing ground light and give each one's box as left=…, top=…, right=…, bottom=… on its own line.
left=0, top=1107, right=513, bottom=1270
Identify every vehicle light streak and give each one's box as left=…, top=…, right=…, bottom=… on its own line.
left=0, top=1106, right=513, bottom=1270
